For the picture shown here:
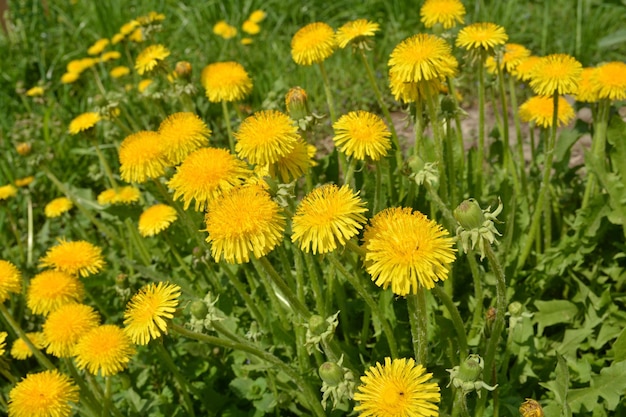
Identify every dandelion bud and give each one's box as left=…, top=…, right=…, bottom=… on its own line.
left=308, top=314, right=327, bottom=336
left=440, top=95, right=456, bottom=116
left=190, top=300, right=208, bottom=320
left=485, top=306, right=497, bottom=337
left=16, top=142, right=32, bottom=156
left=454, top=199, right=485, bottom=230
left=319, top=362, right=344, bottom=386
left=115, top=273, right=129, bottom=289
left=285, top=86, right=310, bottom=121
left=508, top=301, right=523, bottom=317
left=519, top=398, right=544, bottom=417
left=458, top=354, right=484, bottom=382
left=407, top=154, right=425, bottom=173
left=175, top=61, right=192, bottom=79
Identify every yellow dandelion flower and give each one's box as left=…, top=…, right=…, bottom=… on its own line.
left=389, top=72, right=445, bottom=103
left=529, top=53, right=582, bottom=96
left=205, top=185, right=285, bottom=263
left=135, top=44, right=170, bottom=75
left=100, top=51, right=121, bottom=62
left=0, top=184, right=18, bottom=200
left=43, top=303, right=100, bottom=357
left=137, top=78, right=153, bottom=93
left=97, top=189, right=117, bottom=205
left=485, top=43, right=531, bottom=74
left=269, top=139, right=316, bottom=182
left=111, top=33, right=125, bottom=44
left=249, top=10, right=266, bottom=23
left=362, top=207, right=456, bottom=295
left=39, top=239, right=105, bottom=278
left=61, top=72, right=80, bottom=84
left=456, top=22, right=508, bottom=52
left=0, top=331, right=6, bottom=356
left=0, top=259, right=22, bottom=303
left=138, top=204, right=178, bottom=237
left=519, top=95, right=575, bottom=128
left=119, top=131, right=168, bottom=183
left=200, top=61, right=253, bottom=103
left=128, top=28, right=144, bottom=43
left=235, top=110, right=300, bottom=165
left=97, top=186, right=141, bottom=205
left=292, top=184, right=367, bottom=255
left=66, top=57, right=97, bottom=74
left=291, top=22, right=336, bottom=66
left=16, top=142, right=32, bottom=156
left=336, top=19, right=379, bottom=49
left=333, top=111, right=391, bottom=161
left=512, top=55, right=542, bottom=82
left=44, top=197, right=73, bottom=218
left=169, top=147, right=251, bottom=211
left=213, top=20, right=237, bottom=38
left=15, top=176, right=34, bottom=187
left=592, top=61, right=626, bottom=101
left=137, top=11, right=165, bottom=25
left=74, top=324, right=135, bottom=376
left=388, top=34, right=458, bottom=83
left=575, top=67, right=600, bottom=103
left=68, top=112, right=101, bottom=135
left=87, top=38, right=109, bottom=55
left=25, top=86, right=45, bottom=97
left=119, top=20, right=139, bottom=36
left=241, top=37, right=253, bottom=45
left=242, top=20, right=261, bottom=35
left=123, top=281, right=181, bottom=345
left=519, top=399, right=544, bottom=417
left=420, top=0, right=466, bottom=29
left=8, top=370, right=79, bottom=417
left=10, top=332, right=46, bottom=360
left=158, top=112, right=211, bottom=165
left=353, top=357, right=441, bottom=417
left=27, top=270, right=85, bottom=316
left=285, top=86, right=310, bottom=120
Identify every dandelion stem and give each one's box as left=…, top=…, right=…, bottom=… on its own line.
left=425, top=87, right=449, bottom=205
left=508, top=75, right=528, bottom=195
left=407, top=287, right=429, bottom=366
left=582, top=99, right=610, bottom=208
left=432, top=286, right=468, bottom=361
left=255, top=256, right=310, bottom=319
left=63, top=358, right=104, bottom=417
left=154, top=342, right=196, bottom=417
left=90, top=137, right=118, bottom=191
left=317, top=61, right=336, bottom=123
left=328, top=253, right=399, bottom=359
left=466, top=250, right=484, bottom=342
left=222, top=100, right=235, bottom=153
left=414, top=100, right=424, bottom=155
left=447, top=78, right=466, bottom=179
left=26, top=193, right=34, bottom=267
left=476, top=50, right=487, bottom=196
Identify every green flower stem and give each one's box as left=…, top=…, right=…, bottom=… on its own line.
left=414, top=100, right=424, bottom=155
left=496, top=67, right=522, bottom=200
left=125, top=218, right=151, bottom=266
left=317, top=61, right=337, bottom=123
left=0, top=303, right=55, bottom=370
left=582, top=99, right=610, bottom=209
left=4, top=206, right=25, bottom=263
left=171, top=323, right=327, bottom=417
left=89, top=67, right=107, bottom=96
left=343, top=157, right=358, bottom=187
left=445, top=118, right=458, bottom=206
left=293, top=250, right=313, bottom=373
left=63, top=358, right=104, bottom=417
left=407, top=288, right=429, bottom=365
left=424, top=182, right=456, bottom=229
left=302, top=251, right=326, bottom=317
left=0, top=367, right=17, bottom=384
left=476, top=50, right=487, bottom=195
left=221, top=265, right=265, bottom=326
left=90, top=137, right=118, bottom=191
left=426, top=87, right=449, bottom=204
left=508, top=75, right=528, bottom=194
left=27, top=193, right=34, bottom=267
left=255, top=257, right=310, bottom=319
left=374, top=161, right=383, bottom=214
left=248, top=261, right=290, bottom=327
left=432, top=286, right=469, bottom=361
left=358, top=49, right=403, bottom=166
left=162, top=231, right=196, bottom=282
left=154, top=342, right=196, bottom=417
left=345, top=238, right=367, bottom=258
left=222, top=100, right=235, bottom=153
left=328, top=254, right=399, bottom=359
left=447, top=78, right=466, bottom=179
left=517, top=92, right=559, bottom=268
left=466, top=250, right=485, bottom=342
left=102, top=377, right=111, bottom=417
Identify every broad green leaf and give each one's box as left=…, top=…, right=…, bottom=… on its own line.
left=534, top=300, right=579, bottom=335
left=612, top=327, right=626, bottom=362
left=539, top=354, right=571, bottom=417
left=557, top=328, right=593, bottom=357
left=569, top=360, right=626, bottom=412
left=598, top=29, right=626, bottom=49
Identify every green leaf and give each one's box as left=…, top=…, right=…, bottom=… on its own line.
left=612, top=327, right=626, bottom=362
left=569, top=361, right=626, bottom=412
left=598, top=29, right=626, bottom=49
left=533, top=300, right=579, bottom=335
left=539, top=354, right=571, bottom=417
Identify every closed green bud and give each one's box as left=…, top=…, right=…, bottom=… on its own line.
left=308, top=315, right=327, bottom=336
left=458, top=354, right=484, bottom=382
left=508, top=301, right=524, bottom=317
left=454, top=199, right=485, bottom=230
left=407, top=155, right=425, bottom=173
left=190, top=300, right=208, bottom=320
left=319, top=362, right=344, bottom=386
left=285, top=86, right=310, bottom=121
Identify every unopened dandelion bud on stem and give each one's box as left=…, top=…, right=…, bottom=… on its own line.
left=175, top=61, right=192, bottom=80
left=308, top=314, right=328, bottom=336
left=285, top=86, right=310, bottom=121
left=454, top=199, right=485, bottom=230
left=519, top=398, right=544, bottom=417
left=190, top=300, right=208, bottom=320
left=319, top=362, right=344, bottom=386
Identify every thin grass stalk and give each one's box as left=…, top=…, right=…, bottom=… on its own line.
left=5, top=203, right=26, bottom=263
left=407, top=288, right=429, bottom=365
left=374, top=161, right=383, bottom=214
left=301, top=251, right=327, bottom=317
left=517, top=92, right=559, bottom=268
left=445, top=118, right=458, bottom=206
left=0, top=304, right=52, bottom=371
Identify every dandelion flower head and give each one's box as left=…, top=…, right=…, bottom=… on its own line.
left=292, top=184, right=368, bottom=255
left=110, top=66, right=131, bottom=78
left=39, top=239, right=105, bottom=278
left=389, top=71, right=445, bottom=103
left=135, top=44, right=170, bottom=75
left=27, top=270, right=85, bottom=316
left=138, top=204, right=178, bottom=237
left=249, top=10, right=266, bottom=23
left=15, top=176, right=35, bottom=187
left=87, top=38, right=109, bottom=55
left=362, top=207, right=456, bottom=296
left=158, top=112, right=211, bottom=165
left=43, top=303, right=100, bottom=357
left=0, top=260, right=22, bottom=303
left=0, top=332, right=6, bottom=356
left=389, top=34, right=458, bottom=83
left=291, top=22, right=336, bottom=66
left=575, top=68, right=600, bottom=103
left=235, top=110, right=300, bottom=166
left=68, top=112, right=101, bottom=135
left=519, top=95, right=575, bottom=128
left=0, top=184, right=18, bottom=200
left=201, top=61, right=253, bottom=102
left=74, top=324, right=136, bottom=376
left=485, top=43, right=531, bottom=74
left=269, top=138, right=316, bottom=183
left=456, top=22, right=508, bottom=52
left=336, top=19, right=380, bottom=49
left=26, top=86, right=45, bottom=97
left=66, top=57, right=97, bottom=74
left=529, top=53, right=582, bottom=96
left=169, top=147, right=251, bottom=211
left=592, top=61, right=626, bottom=101
left=512, top=55, right=542, bottom=82
left=353, top=357, right=441, bottom=417
left=45, top=197, right=73, bottom=218
left=8, top=370, right=79, bottom=417
left=205, top=185, right=286, bottom=264
left=123, top=281, right=181, bottom=345
left=420, top=0, right=466, bottom=29
left=213, top=20, right=238, bottom=39
left=119, top=131, right=168, bottom=183
left=100, top=51, right=121, bottom=62
left=333, top=110, right=391, bottom=161
left=242, top=20, right=261, bottom=35
left=10, top=332, right=46, bottom=360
